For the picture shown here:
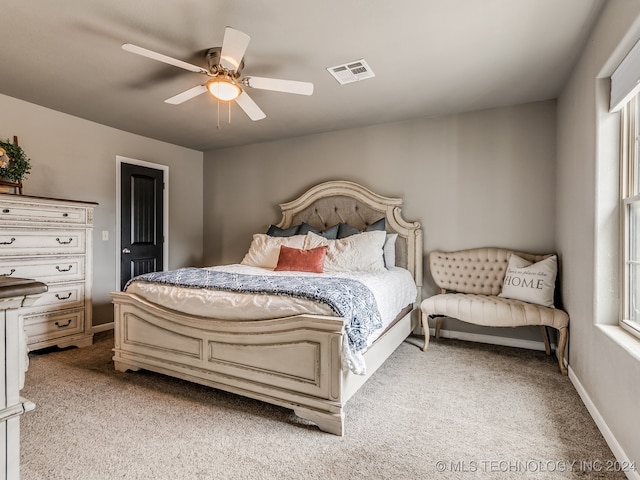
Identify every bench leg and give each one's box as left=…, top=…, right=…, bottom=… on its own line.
left=421, top=311, right=430, bottom=351
left=539, top=326, right=551, bottom=355
left=422, top=314, right=447, bottom=351
left=556, top=327, right=568, bottom=376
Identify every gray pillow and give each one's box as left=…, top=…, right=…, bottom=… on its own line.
left=266, top=224, right=300, bottom=237
left=337, top=222, right=360, bottom=238
left=365, top=217, right=386, bottom=232
left=298, top=222, right=339, bottom=239
left=336, top=217, right=386, bottom=238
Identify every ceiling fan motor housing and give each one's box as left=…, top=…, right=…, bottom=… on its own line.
left=206, top=47, right=244, bottom=76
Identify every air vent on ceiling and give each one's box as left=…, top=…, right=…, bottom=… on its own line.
left=327, top=59, right=375, bottom=85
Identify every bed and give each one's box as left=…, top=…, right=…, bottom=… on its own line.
left=111, top=180, right=423, bottom=435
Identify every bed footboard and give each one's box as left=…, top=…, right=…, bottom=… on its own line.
left=111, top=291, right=416, bottom=435
left=112, top=291, right=353, bottom=433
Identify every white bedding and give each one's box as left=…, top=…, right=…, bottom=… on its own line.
left=126, top=264, right=417, bottom=373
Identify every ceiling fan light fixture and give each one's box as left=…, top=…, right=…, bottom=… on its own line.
left=207, top=79, right=242, bottom=101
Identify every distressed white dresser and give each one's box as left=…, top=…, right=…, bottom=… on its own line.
left=0, top=276, right=47, bottom=480
left=0, top=194, right=97, bottom=350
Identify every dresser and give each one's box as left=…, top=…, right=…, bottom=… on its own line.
left=0, top=276, right=47, bottom=480
left=0, top=194, right=97, bottom=350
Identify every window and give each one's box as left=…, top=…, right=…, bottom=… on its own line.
left=621, top=94, right=640, bottom=338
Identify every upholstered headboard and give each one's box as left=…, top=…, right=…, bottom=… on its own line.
left=276, top=181, right=423, bottom=289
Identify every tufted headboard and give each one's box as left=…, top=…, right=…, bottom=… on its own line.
left=276, top=181, right=423, bottom=289
left=429, top=247, right=553, bottom=296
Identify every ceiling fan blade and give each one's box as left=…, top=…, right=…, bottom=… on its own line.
left=122, top=43, right=209, bottom=75
left=235, top=91, right=266, bottom=121
left=165, top=85, right=208, bottom=104
left=220, top=27, right=251, bottom=71
left=245, top=76, right=314, bottom=95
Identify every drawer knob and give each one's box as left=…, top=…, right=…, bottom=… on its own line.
left=62, top=213, right=69, bottom=217
left=55, top=292, right=72, bottom=300
left=0, top=237, right=15, bottom=245
left=55, top=265, right=73, bottom=272
left=2, top=209, right=9, bottom=214
left=56, top=237, right=73, bottom=245
left=54, top=319, right=72, bottom=328
left=0, top=268, right=15, bottom=277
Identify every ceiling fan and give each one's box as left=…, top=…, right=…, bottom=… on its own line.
left=122, top=27, right=314, bottom=121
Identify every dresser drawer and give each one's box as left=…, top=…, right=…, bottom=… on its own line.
left=24, top=308, right=84, bottom=343
left=22, top=282, right=85, bottom=310
left=0, top=200, right=89, bottom=226
left=0, top=229, right=85, bottom=256
left=0, top=256, right=85, bottom=283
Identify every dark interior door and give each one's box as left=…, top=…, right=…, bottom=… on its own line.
left=120, top=162, right=164, bottom=290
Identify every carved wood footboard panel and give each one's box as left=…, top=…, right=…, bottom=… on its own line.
left=113, top=291, right=344, bottom=400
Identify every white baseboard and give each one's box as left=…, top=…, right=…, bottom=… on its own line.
left=430, top=327, right=552, bottom=352
left=569, top=366, right=639, bottom=480
left=92, top=322, right=114, bottom=334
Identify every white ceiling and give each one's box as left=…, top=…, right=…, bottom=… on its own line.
left=0, top=0, right=605, bottom=151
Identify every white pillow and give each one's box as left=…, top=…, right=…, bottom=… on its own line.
left=241, top=234, right=306, bottom=269
left=383, top=233, right=398, bottom=268
left=304, top=230, right=386, bottom=272
left=498, top=254, right=557, bottom=307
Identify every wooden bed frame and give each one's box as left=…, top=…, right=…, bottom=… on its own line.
left=111, top=180, right=422, bottom=435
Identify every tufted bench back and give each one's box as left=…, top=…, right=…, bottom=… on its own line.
left=429, top=247, right=553, bottom=296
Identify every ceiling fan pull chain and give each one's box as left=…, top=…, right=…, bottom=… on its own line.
left=216, top=99, right=221, bottom=130
left=228, top=101, right=232, bottom=124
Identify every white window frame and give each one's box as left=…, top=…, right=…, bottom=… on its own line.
left=621, top=95, right=640, bottom=338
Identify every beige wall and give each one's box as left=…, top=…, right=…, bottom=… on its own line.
left=0, top=94, right=204, bottom=326
left=557, top=0, right=640, bottom=469
left=203, top=100, right=557, bottom=343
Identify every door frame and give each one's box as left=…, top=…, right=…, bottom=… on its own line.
left=115, top=155, right=169, bottom=291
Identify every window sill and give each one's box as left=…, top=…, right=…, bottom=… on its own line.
left=597, top=324, right=640, bottom=363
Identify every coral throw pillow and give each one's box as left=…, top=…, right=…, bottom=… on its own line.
left=275, top=245, right=328, bottom=273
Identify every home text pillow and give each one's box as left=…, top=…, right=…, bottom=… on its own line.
left=498, top=254, right=557, bottom=307
left=274, top=245, right=328, bottom=273
left=241, top=234, right=306, bottom=269
left=304, top=230, right=386, bottom=272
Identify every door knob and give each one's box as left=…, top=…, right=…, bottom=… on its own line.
left=122, top=248, right=131, bottom=254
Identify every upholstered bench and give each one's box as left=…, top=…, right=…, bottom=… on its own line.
left=420, top=247, right=569, bottom=375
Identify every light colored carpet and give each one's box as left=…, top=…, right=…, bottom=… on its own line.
left=19, top=331, right=624, bottom=479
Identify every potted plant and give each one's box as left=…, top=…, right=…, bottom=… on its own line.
left=0, top=137, right=31, bottom=193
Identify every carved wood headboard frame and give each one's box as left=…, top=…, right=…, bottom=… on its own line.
left=276, top=180, right=423, bottom=294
